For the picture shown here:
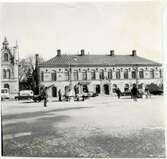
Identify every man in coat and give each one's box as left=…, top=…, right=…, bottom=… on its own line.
left=43, top=87, right=48, bottom=107
left=131, top=84, right=138, bottom=101
left=58, top=89, right=62, bottom=101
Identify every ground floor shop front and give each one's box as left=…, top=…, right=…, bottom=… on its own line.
left=40, top=78, right=163, bottom=97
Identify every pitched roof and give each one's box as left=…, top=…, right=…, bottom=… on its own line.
left=39, top=54, right=161, bottom=67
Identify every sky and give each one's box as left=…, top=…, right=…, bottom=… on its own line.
left=0, top=1, right=164, bottom=62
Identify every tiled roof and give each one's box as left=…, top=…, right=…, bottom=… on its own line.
left=39, top=54, right=161, bottom=67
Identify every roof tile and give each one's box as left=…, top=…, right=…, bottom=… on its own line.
left=39, top=54, right=161, bottom=67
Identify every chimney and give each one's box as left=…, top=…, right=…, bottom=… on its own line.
left=110, top=50, right=114, bottom=56
left=81, top=49, right=85, bottom=56
left=132, top=50, right=137, bottom=56
left=57, top=49, right=61, bottom=56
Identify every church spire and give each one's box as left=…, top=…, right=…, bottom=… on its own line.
left=2, top=36, right=9, bottom=48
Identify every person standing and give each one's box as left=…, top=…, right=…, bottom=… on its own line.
left=145, top=86, right=151, bottom=99
left=115, top=87, right=121, bottom=99
left=131, top=84, right=138, bottom=101
left=58, top=89, right=62, bottom=101
left=43, top=87, right=48, bottom=107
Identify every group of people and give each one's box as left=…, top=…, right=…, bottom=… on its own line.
left=41, top=87, right=75, bottom=107
left=41, top=84, right=151, bottom=107
left=115, top=84, right=151, bottom=101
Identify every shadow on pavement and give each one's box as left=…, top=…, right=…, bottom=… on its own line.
left=2, top=115, right=70, bottom=156
left=3, top=115, right=69, bottom=136
left=2, top=106, right=93, bottom=120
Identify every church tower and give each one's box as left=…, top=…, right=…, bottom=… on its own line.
left=1, top=37, right=19, bottom=98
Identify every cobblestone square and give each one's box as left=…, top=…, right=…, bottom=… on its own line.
left=1, top=95, right=165, bottom=157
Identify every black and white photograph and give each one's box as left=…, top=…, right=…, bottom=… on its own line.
left=0, top=0, right=166, bottom=158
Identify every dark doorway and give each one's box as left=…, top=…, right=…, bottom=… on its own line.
left=52, top=87, right=57, bottom=97
left=83, top=85, right=88, bottom=93
left=65, top=86, right=69, bottom=96
left=96, top=85, right=101, bottom=94
left=104, top=84, right=109, bottom=95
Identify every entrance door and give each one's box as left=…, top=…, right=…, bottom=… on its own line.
left=52, top=87, right=57, bottom=97
left=83, top=85, right=88, bottom=93
left=96, top=85, right=101, bottom=94
left=104, top=84, right=109, bottom=95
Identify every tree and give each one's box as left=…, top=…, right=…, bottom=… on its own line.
left=19, top=55, right=44, bottom=92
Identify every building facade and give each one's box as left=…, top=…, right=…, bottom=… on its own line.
left=1, top=37, right=19, bottom=98
left=39, top=49, right=163, bottom=97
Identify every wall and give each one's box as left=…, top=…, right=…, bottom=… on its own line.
left=39, top=65, right=163, bottom=97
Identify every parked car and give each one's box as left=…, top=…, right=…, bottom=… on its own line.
left=147, top=83, right=163, bottom=95
left=87, top=91, right=98, bottom=97
left=15, top=90, right=34, bottom=100
left=75, top=93, right=85, bottom=101
left=122, top=91, right=131, bottom=96
left=33, top=94, right=44, bottom=102
left=122, top=89, right=143, bottom=98
left=1, top=88, right=10, bottom=100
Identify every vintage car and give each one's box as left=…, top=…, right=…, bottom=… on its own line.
left=15, top=90, right=34, bottom=100
left=147, top=83, right=163, bottom=95
left=1, top=88, right=10, bottom=100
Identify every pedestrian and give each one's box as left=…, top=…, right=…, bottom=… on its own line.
left=58, top=89, right=62, bottom=101
left=115, top=87, right=121, bottom=99
left=145, top=86, right=151, bottom=98
left=69, top=89, right=75, bottom=102
left=131, top=84, right=138, bottom=101
left=43, top=87, right=48, bottom=107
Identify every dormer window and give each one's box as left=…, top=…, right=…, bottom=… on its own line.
left=4, top=53, right=8, bottom=61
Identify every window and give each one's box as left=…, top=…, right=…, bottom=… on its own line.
left=112, top=84, right=117, bottom=93
left=51, top=71, right=57, bottom=81
left=138, top=83, right=143, bottom=89
left=99, top=69, right=104, bottom=80
left=4, top=53, right=8, bottom=61
left=4, top=84, right=9, bottom=89
left=6, top=69, right=11, bottom=79
left=73, top=71, right=78, bottom=81
left=64, top=71, right=69, bottom=81
left=40, top=71, right=44, bottom=81
left=132, top=70, right=136, bottom=79
left=124, top=84, right=129, bottom=92
left=116, top=69, right=120, bottom=79
left=150, top=69, right=154, bottom=79
left=124, top=69, right=128, bottom=79
left=139, top=69, right=144, bottom=79
left=3, top=70, right=7, bottom=79
left=82, top=70, right=87, bottom=80
left=91, top=70, right=96, bottom=80
left=108, top=69, right=112, bottom=80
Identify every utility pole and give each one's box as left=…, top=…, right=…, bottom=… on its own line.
left=69, top=64, right=72, bottom=89
left=35, top=54, right=39, bottom=94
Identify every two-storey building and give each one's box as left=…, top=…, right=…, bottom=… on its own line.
left=39, top=49, right=163, bottom=97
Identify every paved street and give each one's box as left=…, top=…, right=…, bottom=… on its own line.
left=1, top=95, right=165, bottom=157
